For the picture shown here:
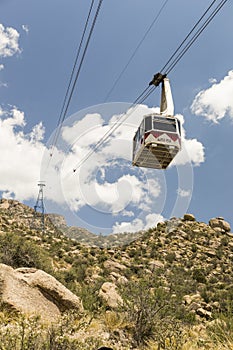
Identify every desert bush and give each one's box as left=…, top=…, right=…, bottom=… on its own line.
left=78, top=281, right=104, bottom=315
left=207, top=306, right=233, bottom=348
left=0, top=312, right=102, bottom=350
left=192, top=268, right=207, bottom=284
left=191, top=244, right=197, bottom=253
left=165, top=252, right=176, bottom=264
left=220, top=236, right=229, bottom=247
left=0, top=233, right=52, bottom=272
left=120, top=277, right=171, bottom=347
left=149, top=318, right=186, bottom=350
left=167, top=267, right=196, bottom=298
left=102, top=310, right=127, bottom=335
left=119, top=272, right=196, bottom=348
left=216, top=247, right=224, bottom=259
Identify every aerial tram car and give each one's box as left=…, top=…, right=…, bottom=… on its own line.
left=132, top=73, right=181, bottom=169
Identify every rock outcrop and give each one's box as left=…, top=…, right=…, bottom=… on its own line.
left=183, top=213, right=196, bottom=221
left=209, top=217, right=231, bottom=232
left=103, top=259, right=127, bottom=272
left=0, top=264, right=83, bottom=320
left=99, top=282, right=123, bottom=308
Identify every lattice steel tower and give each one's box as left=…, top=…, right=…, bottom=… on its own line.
left=31, top=181, right=46, bottom=231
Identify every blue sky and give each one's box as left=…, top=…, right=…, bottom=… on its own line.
left=1, top=0, right=233, bottom=234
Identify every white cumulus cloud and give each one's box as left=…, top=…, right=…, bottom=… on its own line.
left=191, top=70, right=233, bottom=123
left=170, top=114, right=205, bottom=166
left=177, top=188, right=191, bottom=197
left=22, top=25, right=29, bottom=34
left=0, top=107, right=46, bottom=200
left=209, top=78, right=217, bottom=84
left=112, top=213, right=164, bottom=233
left=0, top=23, right=21, bottom=57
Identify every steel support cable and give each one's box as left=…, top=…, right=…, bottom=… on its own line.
left=139, top=86, right=157, bottom=105
left=61, top=0, right=103, bottom=120
left=72, top=106, right=136, bottom=172
left=133, top=85, right=152, bottom=105
left=104, top=0, right=169, bottom=102
left=50, top=0, right=95, bottom=153
left=72, top=106, right=137, bottom=172
left=50, top=0, right=103, bottom=157
left=43, top=0, right=103, bottom=178
left=160, top=0, right=218, bottom=73
left=165, top=0, right=229, bottom=74
left=72, top=85, right=155, bottom=172
left=72, top=0, right=228, bottom=173
left=139, top=0, right=229, bottom=103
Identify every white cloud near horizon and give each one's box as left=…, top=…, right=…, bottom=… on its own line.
left=191, top=70, right=233, bottom=123
left=112, top=213, right=164, bottom=233
left=0, top=107, right=45, bottom=200
left=0, top=23, right=21, bottom=57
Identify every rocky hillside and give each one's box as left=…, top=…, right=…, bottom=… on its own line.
left=0, top=198, right=233, bottom=349
left=49, top=213, right=141, bottom=247
left=0, top=198, right=140, bottom=247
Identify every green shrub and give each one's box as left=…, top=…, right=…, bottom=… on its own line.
left=0, top=233, right=52, bottom=272
left=191, top=244, right=197, bottom=252
left=207, top=307, right=233, bottom=347
left=78, top=281, right=104, bottom=315
left=0, top=312, right=102, bottom=350
left=165, top=252, right=176, bottom=264
left=119, top=276, right=191, bottom=347
left=192, top=268, right=207, bottom=283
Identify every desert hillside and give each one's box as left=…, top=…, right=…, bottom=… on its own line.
left=0, top=198, right=232, bottom=349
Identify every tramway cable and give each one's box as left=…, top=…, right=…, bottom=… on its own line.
left=160, top=0, right=218, bottom=73
left=50, top=0, right=104, bottom=158
left=104, top=0, right=169, bottom=102
left=165, top=0, right=228, bottom=74
left=51, top=0, right=96, bottom=153
left=60, top=0, right=104, bottom=124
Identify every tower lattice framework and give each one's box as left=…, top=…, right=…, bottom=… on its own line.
left=31, top=182, right=46, bottom=231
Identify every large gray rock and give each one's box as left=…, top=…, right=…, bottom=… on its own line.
left=183, top=293, right=202, bottom=305
left=99, top=282, right=123, bottom=308
left=103, top=260, right=127, bottom=272
left=0, top=199, right=10, bottom=210
left=0, top=264, right=83, bottom=320
left=209, top=218, right=231, bottom=232
left=183, top=214, right=196, bottom=221
left=149, top=260, right=164, bottom=271
left=196, top=307, right=212, bottom=320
